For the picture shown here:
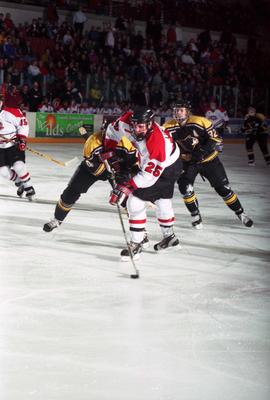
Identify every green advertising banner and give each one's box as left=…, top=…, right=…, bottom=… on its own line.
left=36, top=113, right=94, bottom=138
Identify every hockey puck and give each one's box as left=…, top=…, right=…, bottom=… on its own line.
left=130, top=274, right=139, bottom=279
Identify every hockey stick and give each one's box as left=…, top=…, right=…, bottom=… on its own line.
left=26, top=146, right=79, bottom=167
left=104, top=160, right=140, bottom=279
left=0, top=135, right=78, bottom=167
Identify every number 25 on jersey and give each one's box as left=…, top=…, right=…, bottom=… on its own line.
left=145, top=162, right=163, bottom=177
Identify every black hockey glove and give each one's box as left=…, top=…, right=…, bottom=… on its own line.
left=99, top=151, right=121, bottom=173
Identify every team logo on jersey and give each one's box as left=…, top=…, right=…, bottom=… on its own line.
left=85, top=160, right=94, bottom=168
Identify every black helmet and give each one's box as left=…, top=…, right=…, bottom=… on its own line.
left=131, top=109, right=155, bottom=124
left=174, top=100, right=192, bottom=110
left=131, top=109, right=155, bottom=141
left=173, top=100, right=192, bottom=125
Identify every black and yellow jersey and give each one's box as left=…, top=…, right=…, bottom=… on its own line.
left=242, top=113, right=268, bottom=135
left=83, top=131, right=137, bottom=177
left=163, top=115, right=222, bottom=164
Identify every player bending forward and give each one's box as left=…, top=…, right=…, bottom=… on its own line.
left=0, top=94, right=35, bottom=199
left=43, top=123, right=139, bottom=232
left=104, top=108, right=182, bottom=260
left=164, top=101, right=253, bottom=229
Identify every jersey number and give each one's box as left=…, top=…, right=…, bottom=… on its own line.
left=145, top=162, right=163, bottom=177
left=20, top=118, right=28, bottom=126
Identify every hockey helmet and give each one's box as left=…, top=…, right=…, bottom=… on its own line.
left=131, top=109, right=155, bottom=141
left=173, top=100, right=192, bottom=125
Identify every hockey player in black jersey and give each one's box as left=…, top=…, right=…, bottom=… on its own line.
left=241, top=106, right=270, bottom=166
left=163, top=101, right=253, bottom=229
left=43, top=122, right=143, bottom=234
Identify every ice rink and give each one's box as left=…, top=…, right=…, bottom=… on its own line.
left=0, top=143, right=270, bottom=400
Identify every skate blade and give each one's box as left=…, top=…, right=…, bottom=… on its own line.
left=192, top=223, right=203, bottom=230
left=121, top=253, right=141, bottom=262
left=154, top=242, right=181, bottom=252
left=27, top=195, right=35, bottom=202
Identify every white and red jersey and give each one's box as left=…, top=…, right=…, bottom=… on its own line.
left=205, top=108, right=229, bottom=129
left=105, top=111, right=180, bottom=189
left=0, top=107, right=29, bottom=149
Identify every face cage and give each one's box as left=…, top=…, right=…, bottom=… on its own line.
left=131, top=122, right=151, bottom=141
left=173, top=107, right=189, bottom=124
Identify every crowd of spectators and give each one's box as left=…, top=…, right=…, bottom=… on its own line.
left=5, top=0, right=267, bottom=35
left=0, top=0, right=268, bottom=117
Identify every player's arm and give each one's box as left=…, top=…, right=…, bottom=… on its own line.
left=104, top=113, right=133, bottom=150
left=6, top=108, right=29, bottom=151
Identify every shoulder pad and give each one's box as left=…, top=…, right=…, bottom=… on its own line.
left=256, top=113, right=265, bottom=121
left=3, top=107, right=23, bottom=118
left=162, top=118, right=178, bottom=129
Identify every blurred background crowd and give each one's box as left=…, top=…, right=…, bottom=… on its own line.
left=0, top=0, right=269, bottom=117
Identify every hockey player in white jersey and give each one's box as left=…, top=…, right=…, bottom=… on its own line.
left=205, top=99, right=230, bottom=151
left=0, top=94, right=35, bottom=199
left=104, top=108, right=182, bottom=260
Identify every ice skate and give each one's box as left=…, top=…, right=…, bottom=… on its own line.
left=24, top=186, right=36, bottom=201
left=248, top=161, right=255, bottom=166
left=238, top=212, right=253, bottom=228
left=141, top=232, right=150, bottom=249
left=154, top=234, right=180, bottom=251
left=121, top=241, right=143, bottom=261
left=43, top=218, right=62, bottom=232
left=191, top=213, right=203, bottom=229
left=16, top=182, right=24, bottom=197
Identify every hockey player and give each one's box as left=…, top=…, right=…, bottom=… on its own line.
left=241, top=105, right=270, bottom=166
left=104, top=108, right=182, bottom=260
left=43, top=123, right=139, bottom=233
left=164, top=101, right=253, bottom=229
left=0, top=94, right=35, bottom=199
left=205, top=99, right=230, bottom=152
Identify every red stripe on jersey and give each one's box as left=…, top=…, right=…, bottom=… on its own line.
left=158, top=217, right=175, bottom=223
left=128, top=178, right=138, bottom=189
left=104, top=138, right=118, bottom=150
left=4, top=107, right=23, bottom=118
left=120, top=111, right=133, bottom=124
left=146, top=122, right=166, bottom=162
left=20, top=172, right=29, bottom=180
left=129, top=219, right=147, bottom=224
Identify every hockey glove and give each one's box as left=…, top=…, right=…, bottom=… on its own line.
left=17, top=138, right=26, bottom=151
left=109, top=183, right=133, bottom=206
left=99, top=151, right=121, bottom=173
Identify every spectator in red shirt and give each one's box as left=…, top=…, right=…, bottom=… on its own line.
left=4, top=13, right=14, bottom=31
left=5, top=85, right=23, bottom=108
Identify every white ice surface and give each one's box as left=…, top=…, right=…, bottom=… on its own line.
left=0, top=143, right=269, bottom=400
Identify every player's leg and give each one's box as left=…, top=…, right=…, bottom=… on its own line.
left=245, top=134, right=256, bottom=166
left=120, top=194, right=148, bottom=260
left=10, top=144, right=35, bottom=199
left=153, top=198, right=180, bottom=250
left=177, top=164, right=202, bottom=229
left=43, top=163, right=99, bottom=232
left=203, top=158, right=253, bottom=227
